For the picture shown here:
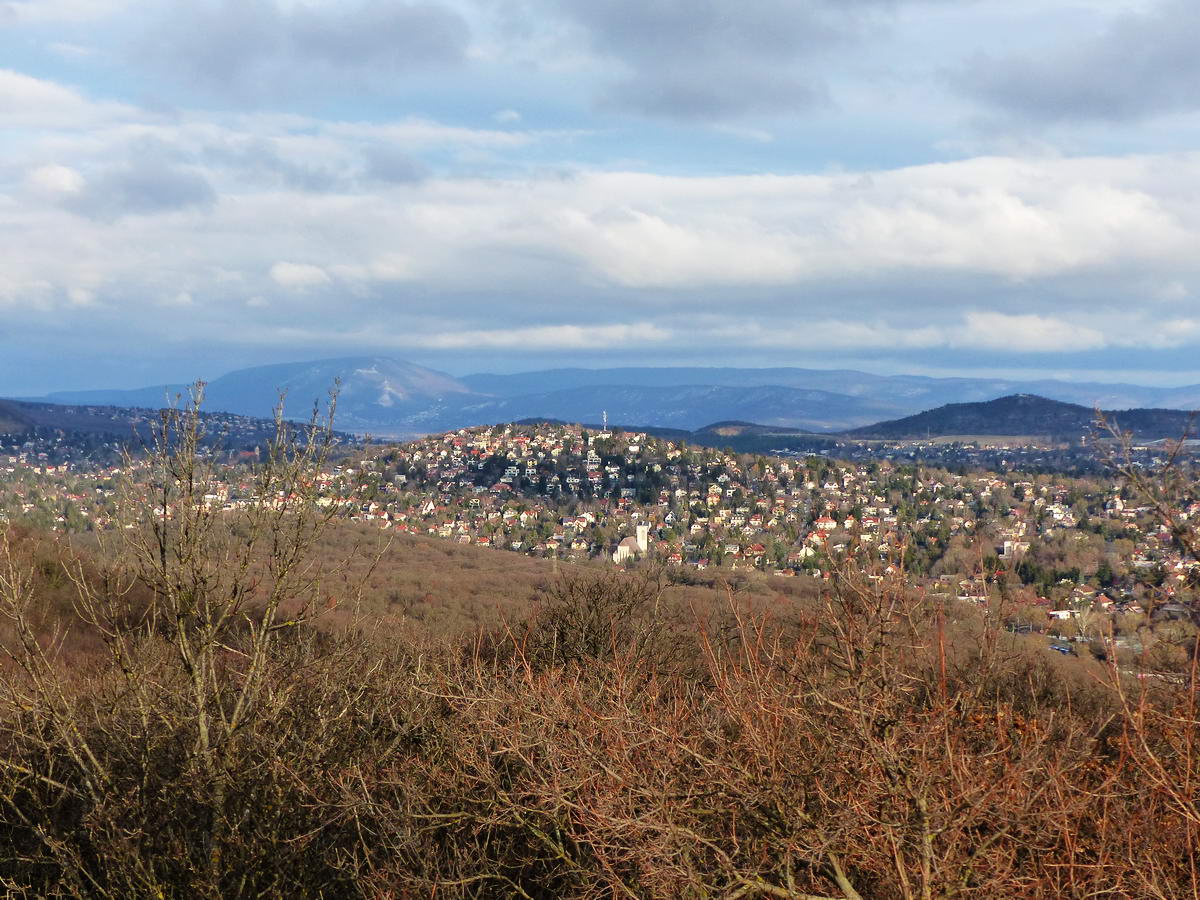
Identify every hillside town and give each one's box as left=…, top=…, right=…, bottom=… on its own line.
left=5, top=421, right=1198, bottom=641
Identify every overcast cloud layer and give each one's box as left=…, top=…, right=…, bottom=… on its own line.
left=2, top=0, right=1200, bottom=393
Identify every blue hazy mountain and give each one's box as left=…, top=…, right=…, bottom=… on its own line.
left=44, top=357, right=475, bottom=434
left=461, top=366, right=1200, bottom=412
left=34, top=356, right=1200, bottom=437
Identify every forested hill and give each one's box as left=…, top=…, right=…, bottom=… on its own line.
left=0, top=399, right=35, bottom=433
left=846, top=394, right=1197, bottom=440
left=0, top=397, right=358, bottom=463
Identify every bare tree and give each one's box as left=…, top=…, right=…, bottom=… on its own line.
left=0, top=382, right=384, bottom=897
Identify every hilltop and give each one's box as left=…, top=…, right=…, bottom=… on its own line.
left=847, top=394, right=1198, bottom=441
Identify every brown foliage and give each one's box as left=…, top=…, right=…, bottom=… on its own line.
left=3, top=553, right=1198, bottom=897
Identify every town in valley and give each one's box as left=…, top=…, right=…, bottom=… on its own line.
left=5, top=415, right=1197, bottom=671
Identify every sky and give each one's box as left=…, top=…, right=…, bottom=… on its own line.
left=3, top=0, right=1200, bottom=393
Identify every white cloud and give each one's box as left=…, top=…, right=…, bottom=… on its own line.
left=713, top=124, right=775, bottom=144
left=954, top=312, right=1107, bottom=353
left=688, top=313, right=1123, bottom=356
left=269, top=262, right=331, bottom=288
left=420, top=322, right=669, bottom=349
left=330, top=254, right=417, bottom=284
left=7, top=151, right=1200, bottom=305
left=0, top=0, right=132, bottom=24
left=48, top=42, right=96, bottom=59
left=325, top=118, right=541, bottom=150
left=246, top=321, right=671, bottom=351
left=0, top=70, right=88, bottom=119
left=1153, top=280, right=1191, bottom=301
left=0, top=70, right=135, bottom=128
left=5, top=104, right=1200, bottom=361
left=25, top=164, right=84, bottom=195
left=425, top=156, right=1197, bottom=290
left=1114, top=317, right=1200, bottom=349
left=715, top=320, right=947, bottom=351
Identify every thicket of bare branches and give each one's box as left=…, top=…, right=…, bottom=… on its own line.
left=0, top=398, right=1196, bottom=897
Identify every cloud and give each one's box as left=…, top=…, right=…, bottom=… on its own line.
left=48, top=42, right=96, bottom=60
left=0, top=69, right=83, bottom=115
left=160, top=291, right=194, bottom=307
left=957, top=0, right=1200, bottom=123
left=197, top=135, right=347, bottom=192
left=361, top=145, right=428, bottom=184
left=330, top=254, right=417, bottom=284
left=269, top=262, right=331, bottom=289
left=138, top=0, right=470, bottom=100
left=716, top=320, right=946, bottom=351
left=549, top=0, right=895, bottom=120
left=420, top=322, right=669, bottom=349
left=25, top=164, right=85, bottom=195
left=7, top=0, right=1200, bottom=385
left=11, top=150, right=1200, bottom=298
left=0, top=69, right=136, bottom=128
left=702, top=313, right=1115, bottom=355
left=0, top=0, right=132, bottom=24
left=66, top=158, right=218, bottom=219
left=5, top=128, right=1200, bottom=367
left=246, top=321, right=671, bottom=351
left=14, top=152, right=1200, bottom=297
left=954, top=312, right=1106, bottom=353
left=509, top=158, right=1193, bottom=289
left=324, top=118, right=540, bottom=150
left=183, top=115, right=535, bottom=191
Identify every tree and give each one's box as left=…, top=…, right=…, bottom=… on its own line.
left=0, top=382, right=377, bottom=895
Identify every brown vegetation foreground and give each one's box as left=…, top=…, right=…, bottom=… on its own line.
left=0, top=392, right=1198, bottom=898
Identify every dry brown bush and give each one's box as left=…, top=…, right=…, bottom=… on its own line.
left=2, top=556, right=1199, bottom=897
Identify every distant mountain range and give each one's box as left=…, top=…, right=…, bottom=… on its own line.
left=22, top=356, right=1200, bottom=438
left=37, top=359, right=473, bottom=435
left=459, top=366, right=1200, bottom=412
